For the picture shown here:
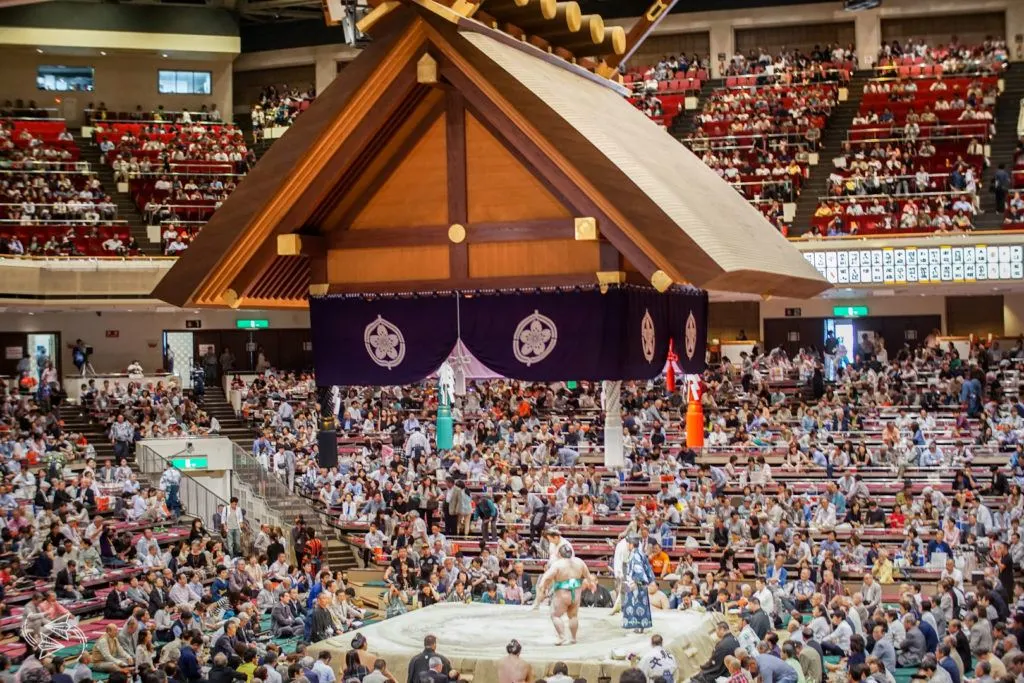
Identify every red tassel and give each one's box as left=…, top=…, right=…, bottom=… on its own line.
left=666, top=339, right=677, bottom=393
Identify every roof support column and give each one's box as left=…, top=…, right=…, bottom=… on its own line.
left=602, top=379, right=624, bottom=469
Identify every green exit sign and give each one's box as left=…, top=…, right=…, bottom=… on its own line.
left=833, top=306, right=869, bottom=318
left=236, top=319, right=270, bottom=329
left=171, top=456, right=208, bottom=471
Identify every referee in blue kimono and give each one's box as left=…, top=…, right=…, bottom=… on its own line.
left=622, top=535, right=655, bottom=633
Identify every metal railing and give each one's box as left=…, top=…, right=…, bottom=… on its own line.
left=136, top=442, right=230, bottom=532
left=0, top=168, right=96, bottom=176
left=0, top=110, right=61, bottom=120
left=842, top=132, right=987, bottom=145
left=229, top=442, right=339, bottom=541
left=129, top=171, right=245, bottom=179
left=0, top=160, right=85, bottom=171
left=85, top=109, right=225, bottom=124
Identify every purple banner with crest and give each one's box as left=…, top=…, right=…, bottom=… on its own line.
left=307, top=286, right=706, bottom=385
left=308, top=294, right=459, bottom=386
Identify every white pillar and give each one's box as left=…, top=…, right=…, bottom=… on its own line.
left=315, top=53, right=337, bottom=96
left=1008, top=5, right=1024, bottom=63
left=708, top=21, right=735, bottom=78
left=854, top=9, right=882, bottom=70
left=602, top=380, right=624, bottom=469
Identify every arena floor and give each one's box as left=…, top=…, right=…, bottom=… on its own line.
left=310, top=603, right=720, bottom=683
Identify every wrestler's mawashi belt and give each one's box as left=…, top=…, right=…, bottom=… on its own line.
left=553, top=578, right=583, bottom=602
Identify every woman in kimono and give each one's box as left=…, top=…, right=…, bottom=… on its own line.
left=622, top=535, right=655, bottom=633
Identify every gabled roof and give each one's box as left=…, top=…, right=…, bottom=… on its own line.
left=153, top=4, right=828, bottom=308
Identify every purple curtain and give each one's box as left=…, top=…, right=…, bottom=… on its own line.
left=308, top=287, right=706, bottom=384
left=308, top=295, right=458, bottom=385
left=670, top=289, right=708, bottom=373
left=459, top=288, right=698, bottom=381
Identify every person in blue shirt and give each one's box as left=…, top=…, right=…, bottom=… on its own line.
left=601, top=483, right=622, bottom=512
left=403, top=415, right=421, bottom=435
left=911, top=422, right=926, bottom=446
left=926, top=529, right=952, bottom=562
left=918, top=617, right=939, bottom=653
left=307, top=572, right=330, bottom=610
left=178, top=634, right=203, bottom=683
left=765, top=554, right=788, bottom=589
left=211, top=565, right=230, bottom=600
left=252, top=434, right=274, bottom=460
left=750, top=649, right=798, bottom=683
left=830, top=487, right=847, bottom=517
left=819, top=531, right=843, bottom=559
left=937, top=643, right=961, bottom=683
left=810, top=448, right=832, bottom=478
left=960, top=372, right=983, bottom=417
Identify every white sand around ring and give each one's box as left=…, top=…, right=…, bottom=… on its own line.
left=309, top=603, right=720, bottom=683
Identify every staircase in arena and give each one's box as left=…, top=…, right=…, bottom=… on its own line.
left=790, top=70, right=870, bottom=235
left=976, top=67, right=1024, bottom=228
left=76, top=133, right=160, bottom=254
left=64, top=405, right=118, bottom=462
left=200, top=384, right=255, bottom=443
left=201, top=384, right=360, bottom=569
left=669, top=77, right=719, bottom=140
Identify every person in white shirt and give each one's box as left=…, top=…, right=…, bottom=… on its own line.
left=821, top=610, right=854, bottom=655
left=102, top=236, right=124, bottom=253
left=812, top=498, right=837, bottom=532
left=754, top=577, right=775, bottom=617
left=610, top=536, right=630, bottom=615
left=639, top=634, right=679, bottom=683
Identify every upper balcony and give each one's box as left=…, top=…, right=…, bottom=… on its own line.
left=0, top=256, right=173, bottom=302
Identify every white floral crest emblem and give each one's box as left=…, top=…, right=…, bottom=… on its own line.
left=364, top=315, right=406, bottom=370
left=513, top=310, right=558, bottom=366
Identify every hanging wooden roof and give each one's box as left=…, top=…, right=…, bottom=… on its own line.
left=152, top=2, right=829, bottom=309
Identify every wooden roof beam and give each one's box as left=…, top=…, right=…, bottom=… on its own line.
left=277, top=233, right=326, bottom=257
left=605, top=0, right=681, bottom=70
left=556, top=25, right=624, bottom=58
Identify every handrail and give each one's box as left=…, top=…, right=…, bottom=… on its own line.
left=160, top=220, right=207, bottom=226
left=824, top=173, right=972, bottom=187
left=0, top=111, right=62, bottom=120
left=0, top=160, right=85, bottom=171
left=727, top=178, right=797, bottom=187
left=872, top=62, right=1003, bottom=76
left=843, top=132, right=983, bottom=145
left=714, top=79, right=843, bottom=92
left=0, top=254, right=176, bottom=261
left=689, top=141, right=813, bottom=153
left=0, top=168, right=95, bottom=176
left=688, top=130, right=817, bottom=143
left=847, top=123, right=989, bottom=135
left=228, top=442, right=341, bottom=542
left=0, top=201, right=114, bottom=209
left=0, top=218, right=129, bottom=225
left=816, top=191, right=976, bottom=202
left=136, top=442, right=232, bottom=533
left=788, top=227, right=1024, bottom=242
left=129, top=171, right=245, bottom=179
left=144, top=203, right=221, bottom=211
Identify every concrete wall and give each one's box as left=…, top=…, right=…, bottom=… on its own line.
left=0, top=308, right=310, bottom=376
left=759, top=294, right=949, bottom=338
left=0, top=48, right=234, bottom=126
left=1004, top=294, right=1024, bottom=336
left=137, top=436, right=234, bottom=469
left=611, top=0, right=1022, bottom=73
